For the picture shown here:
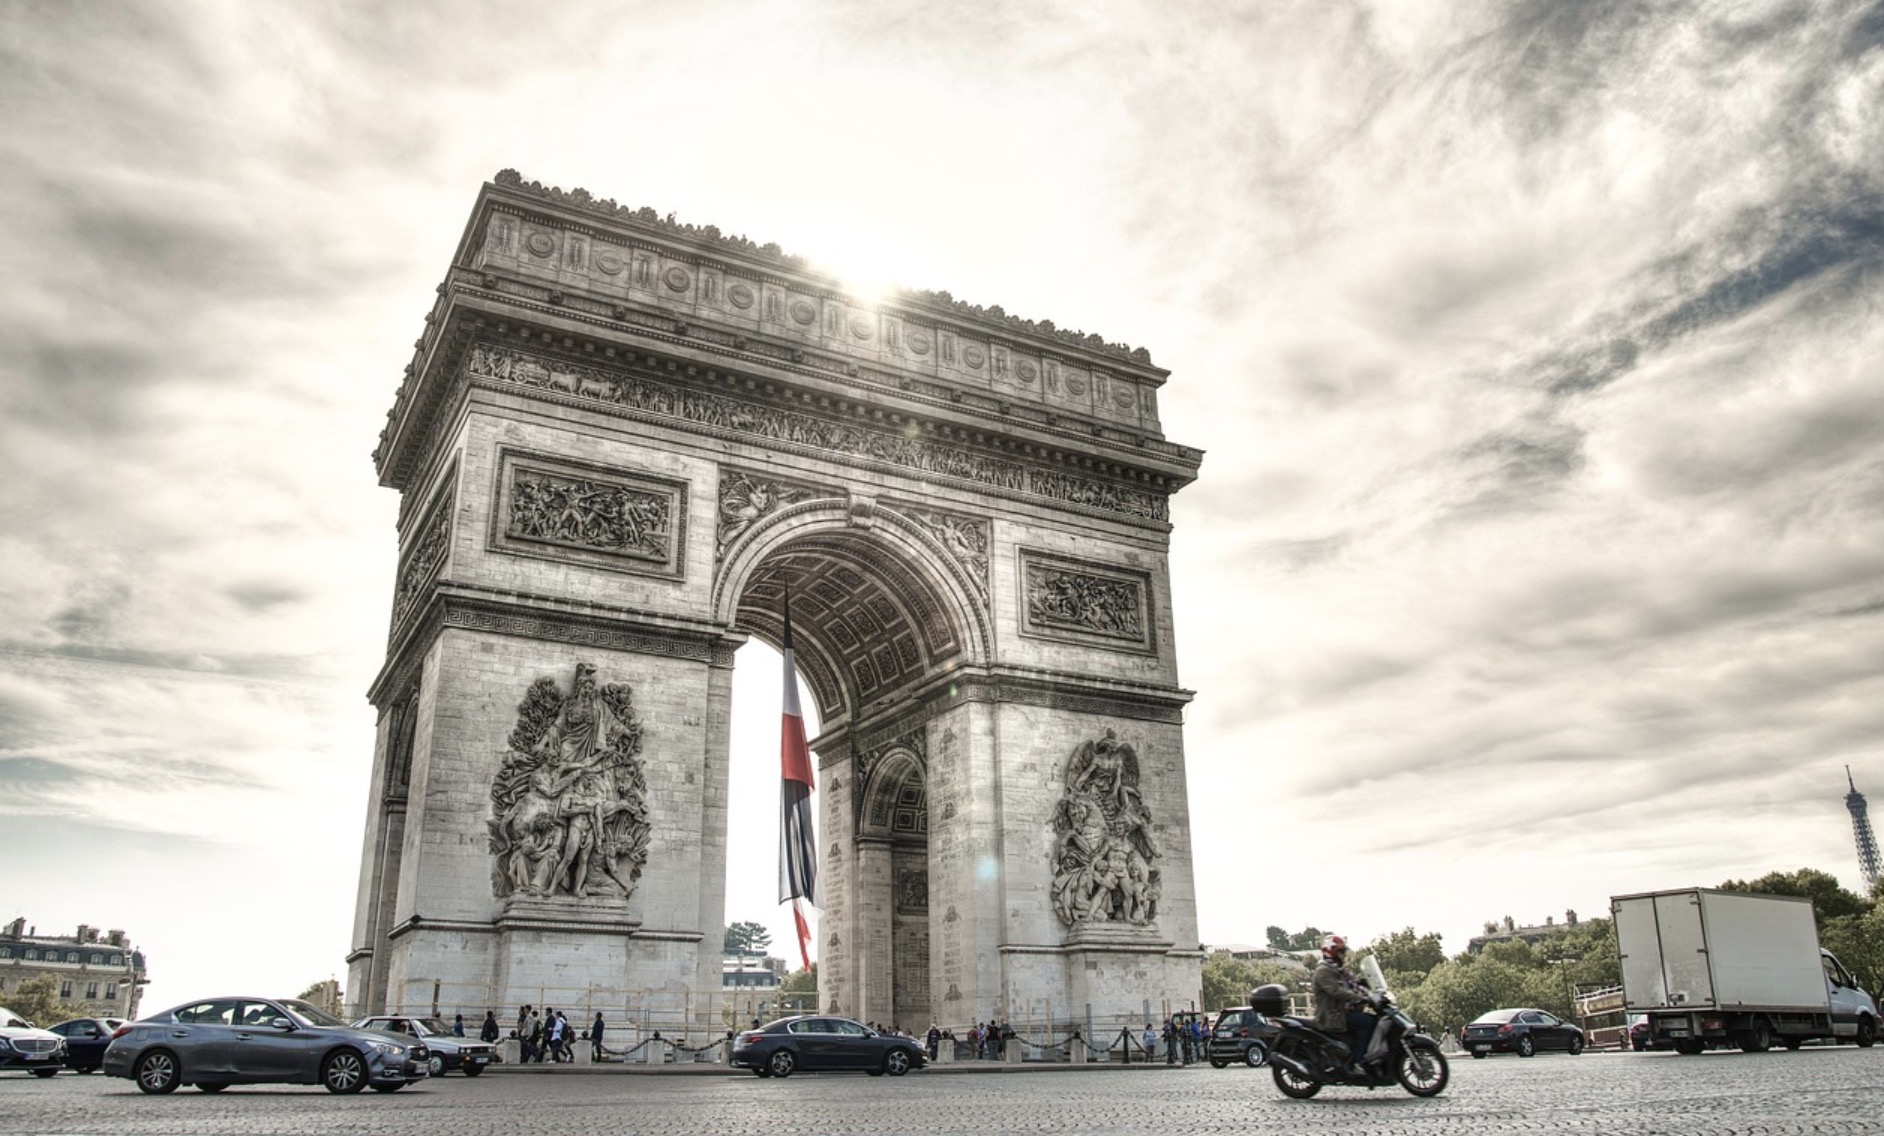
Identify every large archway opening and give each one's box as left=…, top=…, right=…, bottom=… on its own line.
left=720, top=516, right=977, bottom=1028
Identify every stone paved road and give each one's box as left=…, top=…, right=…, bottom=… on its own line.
left=4, top=1049, right=1883, bottom=1136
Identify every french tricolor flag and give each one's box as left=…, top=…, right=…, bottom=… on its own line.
left=778, top=592, right=818, bottom=971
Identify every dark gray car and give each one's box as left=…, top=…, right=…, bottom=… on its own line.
left=102, top=997, right=431, bottom=1094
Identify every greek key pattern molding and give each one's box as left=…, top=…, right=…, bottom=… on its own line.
left=464, top=343, right=1166, bottom=524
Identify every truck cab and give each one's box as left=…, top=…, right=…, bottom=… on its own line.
left=1822, top=950, right=1879, bottom=1048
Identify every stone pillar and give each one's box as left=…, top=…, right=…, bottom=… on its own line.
left=1068, top=1035, right=1088, bottom=1064
left=853, top=836, right=895, bottom=1025
left=1004, top=1035, right=1023, bottom=1064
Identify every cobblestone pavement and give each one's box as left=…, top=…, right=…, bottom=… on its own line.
left=5, top=1049, right=1884, bottom=1136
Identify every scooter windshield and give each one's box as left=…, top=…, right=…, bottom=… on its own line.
left=1360, top=954, right=1390, bottom=998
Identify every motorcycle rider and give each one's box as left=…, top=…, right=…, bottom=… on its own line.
left=1311, top=933, right=1375, bottom=1074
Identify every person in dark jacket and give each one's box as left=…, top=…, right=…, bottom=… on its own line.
left=480, top=1011, right=500, bottom=1043
left=592, top=1012, right=606, bottom=1061
left=1312, top=934, right=1374, bottom=1073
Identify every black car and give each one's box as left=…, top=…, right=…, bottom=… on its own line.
left=1207, top=1007, right=1277, bottom=1068
left=1461, top=1008, right=1585, bottom=1057
left=351, top=1015, right=494, bottom=1077
left=732, top=1015, right=925, bottom=1078
left=47, top=1018, right=124, bottom=1073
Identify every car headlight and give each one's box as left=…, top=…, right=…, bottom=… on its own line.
left=369, top=1041, right=407, bottom=1057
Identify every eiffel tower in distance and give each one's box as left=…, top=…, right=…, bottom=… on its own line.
left=1846, top=767, right=1880, bottom=891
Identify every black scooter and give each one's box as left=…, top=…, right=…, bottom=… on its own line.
left=1260, top=956, right=1450, bottom=1099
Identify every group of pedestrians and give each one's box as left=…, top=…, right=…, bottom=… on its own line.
left=507, top=1004, right=607, bottom=1063
left=1159, top=1016, right=1208, bottom=1064
left=966, top=1020, right=1012, bottom=1059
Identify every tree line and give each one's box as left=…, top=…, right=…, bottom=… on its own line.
left=1205, top=867, right=1884, bottom=1038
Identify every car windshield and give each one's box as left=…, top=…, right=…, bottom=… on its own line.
left=1471, top=1009, right=1523, bottom=1025
left=413, top=1018, right=451, bottom=1035
left=280, top=999, right=349, bottom=1028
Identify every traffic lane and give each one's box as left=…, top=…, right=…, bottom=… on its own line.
left=3, top=1049, right=1883, bottom=1136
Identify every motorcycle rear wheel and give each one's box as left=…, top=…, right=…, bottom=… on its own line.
left=1396, top=1046, right=1449, bottom=1097
left=1272, top=1061, right=1321, bottom=1099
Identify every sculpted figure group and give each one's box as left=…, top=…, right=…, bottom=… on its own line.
left=1050, top=730, right=1161, bottom=927
left=488, top=664, right=652, bottom=902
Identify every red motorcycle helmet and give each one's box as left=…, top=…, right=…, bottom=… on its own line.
left=1319, top=933, right=1349, bottom=961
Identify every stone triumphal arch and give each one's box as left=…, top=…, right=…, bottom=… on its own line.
left=347, top=172, right=1204, bottom=1034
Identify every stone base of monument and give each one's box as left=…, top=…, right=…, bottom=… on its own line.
left=495, top=894, right=639, bottom=934
left=1068, top=1037, right=1089, bottom=1064
left=1004, top=1037, right=1023, bottom=1064
left=933, top=1041, right=954, bottom=1065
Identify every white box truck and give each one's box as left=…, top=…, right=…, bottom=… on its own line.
left=1612, top=888, right=1878, bottom=1053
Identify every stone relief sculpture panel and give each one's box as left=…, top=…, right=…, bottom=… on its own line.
left=487, top=663, right=652, bottom=902
left=491, top=451, right=686, bottom=578
left=1018, top=549, right=1155, bottom=653
left=390, top=477, right=456, bottom=634
left=896, top=506, right=989, bottom=601
left=1050, top=730, right=1161, bottom=928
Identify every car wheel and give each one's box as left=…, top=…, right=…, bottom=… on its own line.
left=427, top=1055, right=445, bottom=1078
left=321, top=1049, right=369, bottom=1094
left=1858, top=1017, right=1877, bottom=1049
left=1396, top=1047, right=1449, bottom=1097
left=1568, top=1034, right=1585, bottom=1056
left=196, top=1082, right=228, bottom=1093
left=462, top=1064, right=484, bottom=1077
left=1738, top=1019, right=1771, bottom=1053
left=1272, top=1061, right=1320, bottom=1099
left=1243, top=1042, right=1267, bottom=1068
left=135, top=1050, right=181, bottom=1095
left=1516, top=1035, right=1535, bottom=1058
left=884, top=1048, right=912, bottom=1076
left=1209, top=1058, right=1228, bottom=1068
left=766, top=1049, right=796, bottom=1078
left=32, top=1068, right=58, bottom=1078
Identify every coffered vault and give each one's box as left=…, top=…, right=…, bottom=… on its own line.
left=348, top=171, right=1204, bottom=1033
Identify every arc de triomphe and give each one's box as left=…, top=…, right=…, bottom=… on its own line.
left=347, top=171, right=1204, bottom=1033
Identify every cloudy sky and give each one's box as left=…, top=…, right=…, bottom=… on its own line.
left=3, top=0, right=1881, bottom=1012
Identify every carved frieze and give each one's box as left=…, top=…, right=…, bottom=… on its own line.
left=391, top=477, right=455, bottom=632
left=463, top=342, right=1167, bottom=524
left=488, top=663, right=652, bottom=903
left=1050, top=730, right=1160, bottom=928
left=717, top=468, right=837, bottom=558
left=1018, top=549, right=1155, bottom=653
left=491, top=450, right=686, bottom=579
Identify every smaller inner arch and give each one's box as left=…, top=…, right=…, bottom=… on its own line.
left=734, top=532, right=964, bottom=724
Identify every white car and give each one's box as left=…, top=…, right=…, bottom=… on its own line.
left=0, top=1007, right=67, bottom=1078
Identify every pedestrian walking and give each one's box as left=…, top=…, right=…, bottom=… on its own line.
left=453, top=1013, right=466, bottom=1037
left=926, top=1024, right=941, bottom=1061
left=1142, top=1023, right=1157, bottom=1061
left=1163, top=1019, right=1177, bottom=1065
left=480, top=1010, right=500, bottom=1043
left=592, top=1012, right=606, bottom=1061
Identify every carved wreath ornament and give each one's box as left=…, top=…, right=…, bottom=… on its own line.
left=488, top=664, right=652, bottom=902
left=1050, top=730, right=1161, bottom=928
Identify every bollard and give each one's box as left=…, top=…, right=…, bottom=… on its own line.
left=499, top=1038, right=521, bottom=1066
left=1004, top=1036, right=1023, bottom=1064
left=1068, top=1036, right=1089, bottom=1064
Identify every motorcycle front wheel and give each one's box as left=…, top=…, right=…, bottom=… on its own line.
left=1272, top=1061, right=1322, bottom=1099
left=1396, top=1045, right=1449, bottom=1097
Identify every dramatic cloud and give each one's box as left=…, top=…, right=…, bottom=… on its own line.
left=2, top=0, right=1880, bottom=1003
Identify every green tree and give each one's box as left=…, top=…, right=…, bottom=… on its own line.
left=775, top=963, right=817, bottom=1015
left=1202, top=953, right=1302, bottom=1011
left=6, top=975, right=84, bottom=1027
left=1718, top=868, right=1872, bottom=922
left=1265, top=926, right=1326, bottom=952
left=1367, top=928, right=1446, bottom=986
left=724, top=920, right=773, bottom=956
